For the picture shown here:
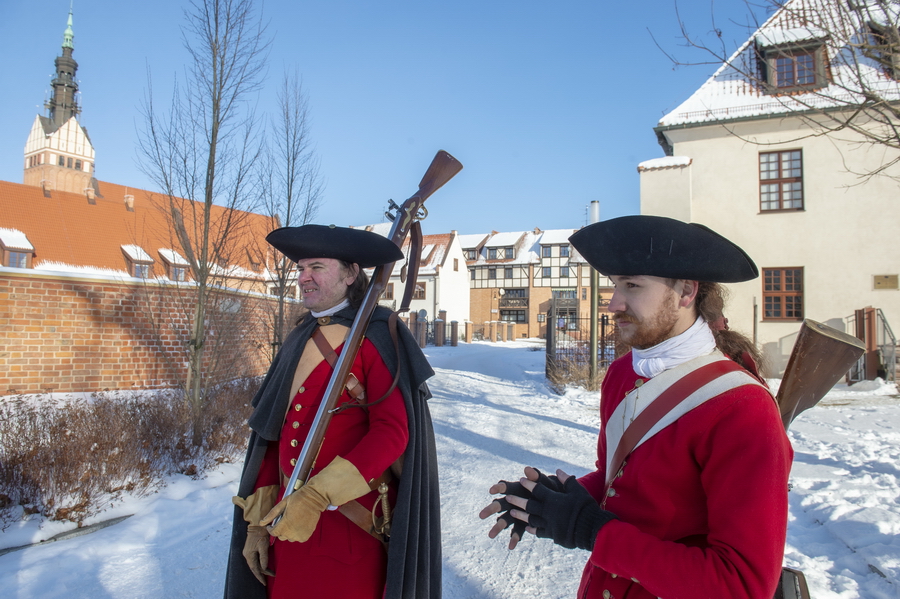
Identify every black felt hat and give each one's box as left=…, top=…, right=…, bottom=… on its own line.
left=569, top=215, right=758, bottom=283
left=266, top=225, right=403, bottom=268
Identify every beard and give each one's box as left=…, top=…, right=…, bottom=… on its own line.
left=613, top=290, right=681, bottom=350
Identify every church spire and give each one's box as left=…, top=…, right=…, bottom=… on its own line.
left=46, top=7, right=80, bottom=130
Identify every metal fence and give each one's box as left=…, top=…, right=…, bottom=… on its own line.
left=545, top=310, right=620, bottom=389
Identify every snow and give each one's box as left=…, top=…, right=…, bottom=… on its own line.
left=0, top=227, right=34, bottom=251
left=157, top=248, right=189, bottom=267
left=536, top=229, right=576, bottom=246
left=120, top=244, right=154, bottom=263
left=638, top=156, right=693, bottom=171
left=2, top=340, right=899, bottom=598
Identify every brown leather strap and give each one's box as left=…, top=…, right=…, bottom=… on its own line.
left=311, top=327, right=366, bottom=402
left=399, top=221, right=423, bottom=313
left=338, top=469, right=394, bottom=542
left=605, top=360, right=743, bottom=494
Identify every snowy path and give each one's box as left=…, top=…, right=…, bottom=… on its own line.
left=1, top=340, right=899, bottom=598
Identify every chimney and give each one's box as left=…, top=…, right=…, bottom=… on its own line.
left=85, top=187, right=96, bottom=204
left=124, top=194, right=135, bottom=211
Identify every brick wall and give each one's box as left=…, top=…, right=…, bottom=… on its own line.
left=0, top=270, right=304, bottom=395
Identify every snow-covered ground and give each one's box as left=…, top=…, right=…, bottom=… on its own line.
left=2, top=340, right=899, bottom=598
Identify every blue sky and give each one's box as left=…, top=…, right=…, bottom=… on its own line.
left=0, top=1, right=770, bottom=235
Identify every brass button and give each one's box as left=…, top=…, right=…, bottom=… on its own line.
left=290, top=439, right=298, bottom=447
left=294, top=403, right=302, bottom=411
left=298, top=386, right=305, bottom=393
left=607, top=487, right=616, bottom=497
left=631, top=578, right=640, bottom=583
left=610, top=573, right=617, bottom=578
left=602, top=591, right=611, bottom=599
left=292, top=421, right=300, bottom=429
left=290, top=458, right=297, bottom=466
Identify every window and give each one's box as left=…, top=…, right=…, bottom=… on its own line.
left=58, top=155, right=65, bottom=166
left=75, top=159, right=82, bottom=171
left=454, top=258, right=459, bottom=271
left=776, top=52, right=816, bottom=87
left=760, top=44, right=827, bottom=92
left=560, top=245, right=570, bottom=257
left=582, top=288, right=587, bottom=300
left=132, top=263, right=152, bottom=278
left=504, top=267, right=513, bottom=279
left=500, top=310, right=526, bottom=323
left=763, top=268, right=803, bottom=320
left=384, top=283, right=394, bottom=300
left=541, top=246, right=552, bottom=258
left=542, top=267, right=551, bottom=278
left=413, top=282, right=426, bottom=300
left=67, top=157, right=73, bottom=169
left=470, top=268, right=476, bottom=280
left=501, top=247, right=514, bottom=259
left=505, top=288, right=526, bottom=298
left=488, top=248, right=498, bottom=260
left=552, top=289, right=577, bottom=299
left=170, top=266, right=188, bottom=282
left=760, top=150, right=803, bottom=211
left=560, top=266, right=570, bottom=278
left=465, top=249, right=477, bottom=260
left=7, top=251, right=29, bottom=268
left=488, top=268, right=497, bottom=280
left=537, top=313, right=546, bottom=323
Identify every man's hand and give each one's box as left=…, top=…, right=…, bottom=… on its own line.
left=506, top=469, right=616, bottom=551
left=478, top=466, right=561, bottom=549
left=242, top=524, right=274, bottom=585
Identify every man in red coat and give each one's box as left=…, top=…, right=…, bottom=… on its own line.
left=225, top=225, right=441, bottom=599
left=480, top=216, right=793, bottom=599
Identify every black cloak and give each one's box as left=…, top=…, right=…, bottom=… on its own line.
left=223, top=305, right=440, bottom=599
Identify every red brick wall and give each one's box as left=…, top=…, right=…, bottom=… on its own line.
left=0, top=271, right=303, bottom=395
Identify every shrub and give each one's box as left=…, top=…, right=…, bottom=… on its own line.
left=0, top=378, right=260, bottom=529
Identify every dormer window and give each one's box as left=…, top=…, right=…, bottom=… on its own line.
left=122, top=244, right=154, bottom=279
left=465, top=249, right=477, bottom=260
left=0, top=228, right=35, bottom=269
left=756, top=28, right=829, bottom=93
left=158, top=249, right=191, bottom=282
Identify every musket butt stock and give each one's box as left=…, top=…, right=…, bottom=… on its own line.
left=776, top=319, right=866, bottom=429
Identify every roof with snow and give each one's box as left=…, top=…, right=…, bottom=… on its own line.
left=638, top=156, right=693, bottom=171
left=458, top=233, right=488, bottom=250
left=658, top=0, right=900, bottom=129
left=0, top=179, right=274, bottom=278
left=0, top=227, right=34, bottom=251
left=537, top=229, right=575, bottom=245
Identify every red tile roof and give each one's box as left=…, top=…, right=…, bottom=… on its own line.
left=0, top=179, right=276, bottom=277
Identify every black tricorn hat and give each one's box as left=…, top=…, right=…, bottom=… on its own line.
left=569, top=215, right=758, bottom=283
left=266, top=225, right=403, bottom=268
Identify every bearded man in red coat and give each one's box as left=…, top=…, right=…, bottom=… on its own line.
left=481, top=216, right=793, bottom=599
left=225, top=225, right=441, bottom=599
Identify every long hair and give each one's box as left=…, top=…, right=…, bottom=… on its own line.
left=695, top=281, right=767, bottom=375
left=341, top=261, right=370, bottom=308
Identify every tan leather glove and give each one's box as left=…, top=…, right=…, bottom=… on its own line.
left=260, top=456, right=370, bottom=543
left=232, top=485, right=278, bottom=585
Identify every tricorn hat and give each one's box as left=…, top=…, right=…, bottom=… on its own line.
left=569, top=215, right=758, bottom=283
left=266, top=224, right=403, bottom=268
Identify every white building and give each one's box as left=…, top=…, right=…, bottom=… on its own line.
left=640, top=0, right=899, bottom=376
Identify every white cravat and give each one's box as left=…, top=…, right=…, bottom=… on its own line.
left=632, top=316, right=717, bottom=378
left=310, top=298, right=350, bottom=318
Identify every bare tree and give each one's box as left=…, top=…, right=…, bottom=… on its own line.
left=257, top=70, right=325, bottom=360
left=139, top=0, right=270, bottom=446
left=662, top=0, right=900, bottom=180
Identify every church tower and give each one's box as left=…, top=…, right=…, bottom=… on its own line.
left=23, top=9, right=96, bottom=196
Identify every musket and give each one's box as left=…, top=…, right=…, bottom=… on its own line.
left=777, top=318, right=866, bottom=430
left=278, top=150, right=462, bottom=510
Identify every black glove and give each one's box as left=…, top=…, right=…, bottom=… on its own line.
left=492, top=478, right=530, bottom=542
left=529, top=467, right=565, bottom=493
left=523, top=475, right=616, bottom=551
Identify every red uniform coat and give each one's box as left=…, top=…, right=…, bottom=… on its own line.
left=576, top=354, right=793, bottom=599
left=253, top=338, right=409, bottom=599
